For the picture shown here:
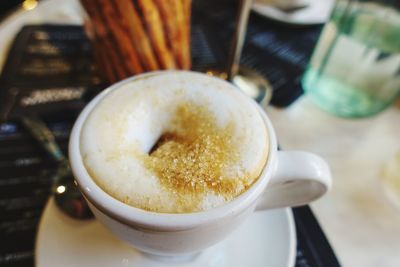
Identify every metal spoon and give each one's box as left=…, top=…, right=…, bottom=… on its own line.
left=21, top=115, right=93, bottom=220
left=206, top=0, right=272, bottom=106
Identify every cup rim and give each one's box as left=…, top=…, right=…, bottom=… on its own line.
left=69, top=70, right=278, bottom=231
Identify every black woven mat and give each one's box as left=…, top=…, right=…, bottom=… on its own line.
left=191, top=0, right=323, bottom=107
left=0, top=8, right=340, bottom=267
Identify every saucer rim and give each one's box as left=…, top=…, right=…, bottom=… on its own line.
left=35, top=198, right=297, bottom=267
left=252, top=0, right=335, bottom=25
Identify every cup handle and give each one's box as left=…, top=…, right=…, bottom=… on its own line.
left=256, top=151, right=332, bottom=210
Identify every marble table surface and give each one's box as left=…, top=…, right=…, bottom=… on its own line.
left=266, top=96, right=400, bottom=267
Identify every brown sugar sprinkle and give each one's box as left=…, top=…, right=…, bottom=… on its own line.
left=144, top=101, right=248, bottom=210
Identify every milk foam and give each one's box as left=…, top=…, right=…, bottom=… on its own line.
left=80, top=72, right=269, bottom=213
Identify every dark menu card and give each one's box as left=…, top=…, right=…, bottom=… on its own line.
left=0, top=25, right=97, bottom=266
left=0, top=25, right=103, bottom=123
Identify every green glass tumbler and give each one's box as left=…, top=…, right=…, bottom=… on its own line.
left=302, top=0, right=400, bottom=118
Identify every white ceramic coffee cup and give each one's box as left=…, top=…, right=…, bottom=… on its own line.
left=69, top=71, right=331, bottom=257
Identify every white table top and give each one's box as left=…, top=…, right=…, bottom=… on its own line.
left=266, top=96, right=400, bottom=267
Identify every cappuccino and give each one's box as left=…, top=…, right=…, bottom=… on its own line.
left=80, top=72, right=269, bottom=213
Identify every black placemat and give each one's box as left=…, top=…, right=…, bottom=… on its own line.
left=0, top=11, right=339, bottom=267
left=191, top=0, right=323, bottom=107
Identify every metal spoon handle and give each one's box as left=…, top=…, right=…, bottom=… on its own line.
left=20, top=116, right=93, bottom=220
left=227, top=0, right=253, bottom=81
left=20, top=115, right=66, bottom=163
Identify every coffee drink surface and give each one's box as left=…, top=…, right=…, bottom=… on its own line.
left=80, top=72, right=269, bottom=213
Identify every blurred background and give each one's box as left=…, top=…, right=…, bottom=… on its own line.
left=0, top=0, right=25, bottom=17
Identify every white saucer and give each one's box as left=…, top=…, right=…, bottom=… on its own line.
left=35, top=198, right=296, bottom=267
left=252, top=0, right=335, bottom=25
